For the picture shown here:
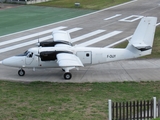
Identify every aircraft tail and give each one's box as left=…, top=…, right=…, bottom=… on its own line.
left=126, top=17, right=157, bottom=56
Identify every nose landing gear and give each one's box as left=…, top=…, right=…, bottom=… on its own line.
left=18, top=69, right=25, bottom=76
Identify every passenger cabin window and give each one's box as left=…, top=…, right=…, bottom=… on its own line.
left=86, top=53, right=89, bottom=57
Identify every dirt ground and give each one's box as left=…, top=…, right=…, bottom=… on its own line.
left=0, top=3, right=22, bottom=10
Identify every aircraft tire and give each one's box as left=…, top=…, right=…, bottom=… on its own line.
left=64, top=72, right=72, bottom=80
left=18, top=69, right=25, bottom=76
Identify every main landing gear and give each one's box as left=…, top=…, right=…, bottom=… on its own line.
left=18, top=69, right=25, bottom=76
left=62, top=68, right=72, bottom=80
left=64, top=72, right=72, bottom=80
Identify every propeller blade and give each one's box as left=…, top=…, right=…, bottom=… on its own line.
left=36, top=38, right=40, bottom=46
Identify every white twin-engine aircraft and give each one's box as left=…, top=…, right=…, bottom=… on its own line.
left=0, top=17, right=157, bottom=80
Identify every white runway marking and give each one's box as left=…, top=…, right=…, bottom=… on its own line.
left=0, top=28, right=82, bottom=53
left=119, top=15, right=143, bottom=22
left=105, top=36, right=132, bottom=48
left=67, top=28, right=82, bottom=33
left=0, top=26, right=67, bottom=46
left=156, top=23, right=160, bottom=26
left=77, top=31, right=122, bottom=47
left=105, top=21, right=160, bottom=48
left=0, top=29, right=122, bottom=53
left=104, top=14, right=121, bottom=21
left=71, top=30, right=106, bottom=43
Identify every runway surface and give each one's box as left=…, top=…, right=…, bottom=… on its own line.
left=0, top=0, right=160, bottom=82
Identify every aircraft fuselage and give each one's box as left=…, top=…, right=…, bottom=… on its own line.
left=2, top=46, right=139, bottom=69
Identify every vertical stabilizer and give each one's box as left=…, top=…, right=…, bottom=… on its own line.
left=127, top=17, right=157, bottom=56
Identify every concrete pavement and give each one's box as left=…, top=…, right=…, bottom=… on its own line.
left=0, top=0, right=160, bottom=82
left=1, top=59, right=160, bottom=82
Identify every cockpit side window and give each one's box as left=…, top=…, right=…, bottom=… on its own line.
left=23, top=50, right=34, bottom=58
left=27, top=52, right=33, bottom=58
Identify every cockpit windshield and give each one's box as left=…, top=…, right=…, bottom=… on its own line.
left=24, top=51, right=33, bottom=58
left=16, top=50, right=33, bottom=57
left=24, top=51, right=29, bottom=56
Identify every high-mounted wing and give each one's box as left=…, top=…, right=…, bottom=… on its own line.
left=37, top=30, right=72, bottom=47
left=53, top=30, right=72, bottom=47
left=56, top=53, right=84, bottom=67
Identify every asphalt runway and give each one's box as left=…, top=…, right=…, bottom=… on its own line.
left=0, top=0, right=160, bottom=82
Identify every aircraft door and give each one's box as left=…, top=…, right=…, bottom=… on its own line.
left=25, top=52, right=34, bottom=65
left=76, top=51, right=92, bottom=64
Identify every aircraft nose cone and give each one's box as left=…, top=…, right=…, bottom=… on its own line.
left=2, top=57, right=15, bottom=66
left=2, top=56, right=25, bottom=67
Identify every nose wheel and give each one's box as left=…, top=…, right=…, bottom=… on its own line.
left=18, top=69, right=25, bottom=76
left=64, top=72, right=72, bottom=80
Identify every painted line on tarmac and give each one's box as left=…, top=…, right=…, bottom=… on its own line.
left=0, top=26, right=67, bottom=46
left=104, top=14, right=122, bottom=21
left=105, top=22, right=160, bottom=48
left=0, top=0, right=137, bottom=38
left=105, top=36, right=132, bottom=48
left=67, top=28, right=82, bottom=33
left=0, top=28, right=82, bottom=53
left=156, top=23, right=160, bottom=26
left=119, top=15, right=144, bottom=22
left=77, top=31, right=122, bottom=47
left=72, top=30, right=106, bottom=43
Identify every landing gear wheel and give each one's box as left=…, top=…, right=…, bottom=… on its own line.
left=18, top=69, right=25, bottom=76
left=64, top=72, right=72, bottom=80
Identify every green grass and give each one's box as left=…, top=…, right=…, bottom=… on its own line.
left=148, top=26, right=160, bottom=58
left=0, top=0, right=129, bottom=36
left=114, top=26, right=160, bottom=58
left=0, top=81, right=160, bottom=119
left=36, top=0, right=129, bottom=10
left=0, top=5, right=95, bottom=36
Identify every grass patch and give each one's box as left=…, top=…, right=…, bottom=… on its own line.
left=114, top=26, right=160, bottom=58
left=0, top=5, right=95, bottom=36
left=0, top=0, right=130, bottom=36
left=36, top=0, right=129, bottom=10
left=0, top=81, right=160, bottom=119
left=147, top=26, right=160, bottom=58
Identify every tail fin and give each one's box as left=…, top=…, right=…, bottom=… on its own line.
left=126, top=17, right=157, bottom=56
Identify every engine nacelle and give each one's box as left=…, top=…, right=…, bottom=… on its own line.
left=40, top=51, right=73, bottom=61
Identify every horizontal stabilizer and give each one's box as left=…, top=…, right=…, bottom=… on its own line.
left=132, top=42, right=152, bottom=51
